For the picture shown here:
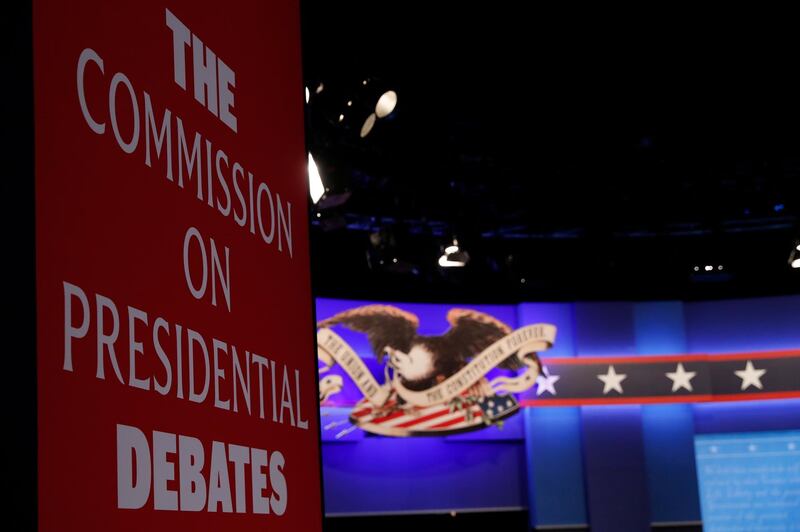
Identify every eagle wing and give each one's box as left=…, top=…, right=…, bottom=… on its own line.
left=317, top=305, right=419, bottom=363
left=443, top=309, right=525, bottom=370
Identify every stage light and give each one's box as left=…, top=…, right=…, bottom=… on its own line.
left=375, top=90, right=397, bottom=118
left=315, top=82, right=324, bottom=94
left=438, top=239, right=469, bottom=268
left=790, top=242, right=800, bottom=269
left=305, top=87, right=310, bottom=104
left=338, top=113, right=344, bottom=122
left=438, top=255, right=466, bottom=268
left=704, top=265, right=713, bottom=271
left=360, top=113, right=376, bottom=138
left=308, top=153, right=325, bottom=204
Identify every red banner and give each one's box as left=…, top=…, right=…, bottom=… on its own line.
left=34, top=1, right=322, bottom=529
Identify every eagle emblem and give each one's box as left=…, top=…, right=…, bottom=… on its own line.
left=317, top=305, right=555, bottom=437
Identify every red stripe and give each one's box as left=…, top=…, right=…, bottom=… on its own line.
left=711, top=351, right=800, bottom=361
left=339, top=390, right=800, bottom=410
left=544, top=354, right=710, bottom=365
left=351, top=398, right=397, bottom=419
left=369, top=409, right=409, bottom=424
left=427, top=407, right=482, bottom=429
left=520, top=391, right=800, bottom=407
left=520, top=395, right=715, bottom=407
left=393, top=407, right=452, bottom=428
left=428, top=414, right=468, bottom=429
left=351, top=407, right=372, bottom=418
left=707, top=391, right=800, bottom=402
left=341, top=390, right=800, bottom=410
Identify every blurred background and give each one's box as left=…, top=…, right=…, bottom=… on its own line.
left=301, top=3, right=800, bottom=531
left=302, top=3, right=800, bottom=303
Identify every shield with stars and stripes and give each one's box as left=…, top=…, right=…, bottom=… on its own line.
left=349, top=393, right=520, bottom=437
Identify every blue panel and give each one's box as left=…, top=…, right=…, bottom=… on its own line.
left=695, top=431, right=800, bottom=530
left=322, top=438, right=527, bottom=514
left=685, top=295, right=800, bottom=354
left=524, top=407, right=588, bottom=528
left=641, top=405, right=701, bottom=523
left=517, top=302, right=575, bottom=358
left=693, top=399, right=800, bottom=434
left=581, top=405, right=650, bottom=532
left=574, top=302, right=636, bottom=356
left=634, top=301, right=701, bottom=524
left=633, top=300, right=687, bottom=355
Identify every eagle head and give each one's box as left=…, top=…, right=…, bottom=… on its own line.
left=387, top=337, right=468, bottom=391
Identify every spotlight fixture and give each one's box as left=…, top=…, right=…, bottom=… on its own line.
left=360, top=113, right=376, bottom=138
left=438, top=238, right=469, bottom=268
left=694, top=264, right=723, bottom=273
left=329, top=78, right=397, bottom=139
left=790, top=241, right=800, bottom=269
left=692, top=263, right=728, bottom=278
left=375, top=90, right=398, bottom=118
left=690, top=262, right=731, bottom=284
left=307, top=153, right=324, bottom=204
left=305, top=87, right=310, bottom=104
left=438, top=255, right=466, bottom=268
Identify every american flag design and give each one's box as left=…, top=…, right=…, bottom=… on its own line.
left=349, top=387, right=520, bottom=437
left=520, top=350, right=800, bottom=407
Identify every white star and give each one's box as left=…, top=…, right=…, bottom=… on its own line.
left=666, top=363, right=697, bottom=392
left=536, top=367, right=561, bottom=396
left=734, top=360, right=766, bottom=390
left=597, top=365, right=627, bottom=395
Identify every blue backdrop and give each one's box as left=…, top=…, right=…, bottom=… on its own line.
left=317, top=296, right=800, bottom=530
